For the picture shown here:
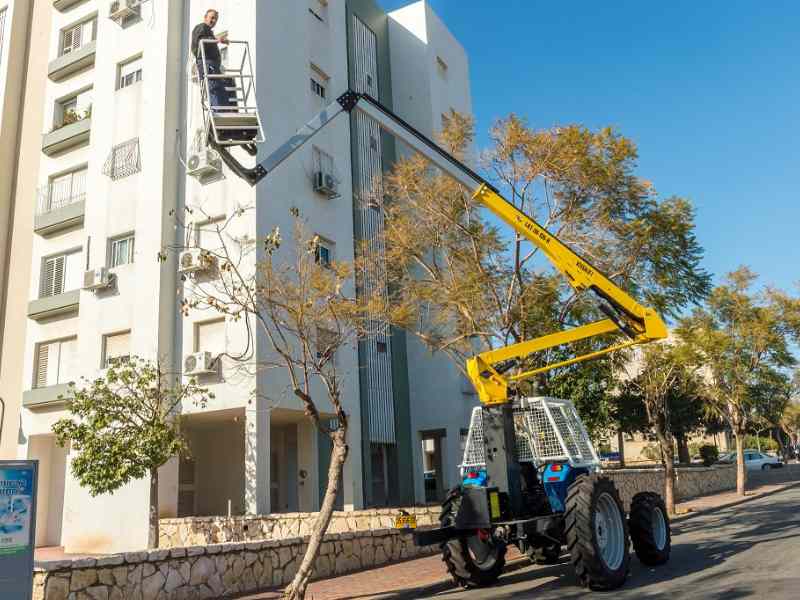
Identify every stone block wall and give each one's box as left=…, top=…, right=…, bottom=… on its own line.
left=159, top=506, right=440, bottom=549
left=34, top=529, right=437, bottom=600
left=605, top=465, right=736, bottom=509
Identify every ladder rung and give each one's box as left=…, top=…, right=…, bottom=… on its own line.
left=206, top=74, right=253, bottom=79
left=214, top=125, right=260, bottom=130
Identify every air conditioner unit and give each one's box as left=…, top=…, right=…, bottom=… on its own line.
left=178, top=248, right=215, bottom=275
left=313, top=171, right=337, bottom=196
left=187, top=150, right=223, bottom=179
left=109, top=0, right=141, bottom=24
left=83, top=267, right=114, bottom=291
left=184, top=351, right=217, bottom=376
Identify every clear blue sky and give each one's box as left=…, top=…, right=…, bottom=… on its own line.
left=379, top=0, right=800, bottom=294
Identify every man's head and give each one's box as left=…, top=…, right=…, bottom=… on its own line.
left=204, top=9, right=219, bottom=27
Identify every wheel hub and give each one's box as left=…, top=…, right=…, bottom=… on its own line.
left=595, top=492, right=625, bottom=570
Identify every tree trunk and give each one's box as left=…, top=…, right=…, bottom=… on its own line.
left=283, top=429, right=348, bottom=600
left=676, top=433, right=690, bottom=465
left=617, top=429, right=626, bottom=468
left=654, top=430, right=676, bottom=514
left=148, top=467, right=159, bottom=549
left=734, top=431, right=746, bottom=496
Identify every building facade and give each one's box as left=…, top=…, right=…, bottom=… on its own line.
left=0, top=0, right=475, bottom=554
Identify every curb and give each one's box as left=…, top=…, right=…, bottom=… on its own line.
left=670, top=480, right=800, bottom=524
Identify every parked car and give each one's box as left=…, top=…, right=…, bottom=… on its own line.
left=744, top=450, right=783, bottom=471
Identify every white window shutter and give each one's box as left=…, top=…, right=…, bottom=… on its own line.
left=58, top=338, right=79, bottom=383
left=35, top=344, right=49, bottom=388
left=196, top=320, right=225, bottom=355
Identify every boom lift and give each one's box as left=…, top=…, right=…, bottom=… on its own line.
left=200, top=89, right=672, bottom=590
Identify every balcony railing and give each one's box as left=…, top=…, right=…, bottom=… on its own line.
left=37, top=171, right=87, bottom=216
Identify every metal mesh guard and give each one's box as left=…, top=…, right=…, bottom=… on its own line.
left=461, top=397, right=599, bottom=471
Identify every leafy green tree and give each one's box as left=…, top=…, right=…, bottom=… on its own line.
left=53, top=357, right=213, bottom=548
left=678, top=267, right=800, bottom=495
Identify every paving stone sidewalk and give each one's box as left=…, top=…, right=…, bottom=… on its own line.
left=242, top=473, right=800, bottom=600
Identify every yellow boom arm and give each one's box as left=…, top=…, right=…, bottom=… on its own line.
left=466, top=185, right=667, bottom=405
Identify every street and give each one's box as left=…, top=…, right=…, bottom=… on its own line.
left=404, top=482, right=800, bottom=600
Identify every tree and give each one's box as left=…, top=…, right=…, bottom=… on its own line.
left=52, top=357, right=213, bottom=548
left=678, top=267, right=800, bottom=495
left=177, top=212, right=385, bottom=600
left=616, top=343, right=699, bottom=514
left=380, top=113, right=711, bottom=384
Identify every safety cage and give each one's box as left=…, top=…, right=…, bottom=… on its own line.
left=461, top=397, right=600, bottom=472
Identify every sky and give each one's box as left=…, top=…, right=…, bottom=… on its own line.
left=378, top=0, right=800, bottom=295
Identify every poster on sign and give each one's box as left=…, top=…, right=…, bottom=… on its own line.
left=0, top=461, right=38, bottom=600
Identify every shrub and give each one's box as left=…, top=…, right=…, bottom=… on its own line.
left=699, top=444, right=719, bottom=466
left=743, top=435, right=779, bottom=453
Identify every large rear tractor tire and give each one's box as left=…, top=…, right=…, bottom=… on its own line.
left=439, top=487, right=506, bottom=589
left=629, top=492, right=671, bottom=566
left=565, top=474, right=630, bottom=590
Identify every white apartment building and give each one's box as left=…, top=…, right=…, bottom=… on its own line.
left=0, top=0, right=477, bottom=554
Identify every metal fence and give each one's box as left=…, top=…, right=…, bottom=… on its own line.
left=37, top=169, right=87, bottom=216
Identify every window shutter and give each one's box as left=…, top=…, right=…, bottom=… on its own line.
left=196, top=320, right=225, bottom=355
left=104, top=331, right=131, bottom=367
left=61, top=28, right=73, bottom=54
left=35, top=344, right=49, bottom=389
left=58, top=338, right=79, bottom=383
left=42, top=255, right=66, bottom=297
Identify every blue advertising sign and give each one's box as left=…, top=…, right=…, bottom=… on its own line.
left=0, top=461, right=38, bottom=600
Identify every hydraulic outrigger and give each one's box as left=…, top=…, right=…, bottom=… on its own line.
left=203, top=88, right=672, bottom=590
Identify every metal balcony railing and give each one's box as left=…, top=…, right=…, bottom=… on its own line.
left=37, top=170, right=87, bottom=216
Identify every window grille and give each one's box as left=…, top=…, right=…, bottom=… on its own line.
left=109, top=234, right=135, bottom=267
left=310, top=77, right=326, bottom=99
left=103, top=138, right=141, bottom=180
left=39, top=168, right=87, bottom=215
left=316, top=328, right=337, bottom=360
left=312, top=146, right=334, bottom=176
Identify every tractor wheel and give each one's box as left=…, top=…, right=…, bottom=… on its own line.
left=629, top=492, right=671, bottom=565
left=527, top=542, right=562, bottom=565
left=439, top=487, right=506, bottom=588
left=565, top=474, right=630, bottom=590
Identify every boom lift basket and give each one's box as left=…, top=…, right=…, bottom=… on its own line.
left=197, top=39, right=265, bottom=147
left=461, top=397, right=600, bottom=472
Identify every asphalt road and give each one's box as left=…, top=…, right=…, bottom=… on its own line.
left=409, top=482, right=800, bottom=600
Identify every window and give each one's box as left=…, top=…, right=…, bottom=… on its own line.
left=118, top=56, right=143, bottom=89
left=109, top=234, right=135, bottom=267
left=459, top=428, right=469, bottom=452
left=194, top=319, right=226, bottom=355
left=369, top=136, right=378, bottom=151
left=376, top=341, right=387, bottom=353
left=194, top=216, right=226, bottom=252
left=436, top=55, right=448, bottom=76
left=102, top=331, right=131, bottom=368
left=312, top=146, right=334, bottom=177
left=44, top=167, right=87, bottom=213
left=40, top=249, right=82, bottom=298
left=314, top=237, right=333, bottom=268
left=103, top=138, right=141, bottom=181
left=34, top=337, right=78, bottom=389
left=316, top=328, right=337, bottom=361
left=310, top=65, right=329, bottom=100
left=60, top=17, right=96, bottom=57
left=55, top=89, right=92, bottom=129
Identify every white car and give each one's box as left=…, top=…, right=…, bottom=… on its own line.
left=743, top=450, right=783, bottom=471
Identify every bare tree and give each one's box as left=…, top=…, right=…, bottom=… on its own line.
left=170, top=207, right=385, bottom=599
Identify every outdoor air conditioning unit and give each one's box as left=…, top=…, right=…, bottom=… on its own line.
left=187, top=150, right=223, bottom=179
left=83, top=267, right=115, bottom=292
left=109, top=0, right=141, bottom=24
left=184, top=351, right=217, bottom=377
left=178, top=248, right=215, bottom=275
left=313, top=171, right=337, bottom=197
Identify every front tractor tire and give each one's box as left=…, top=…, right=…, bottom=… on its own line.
left=439, top=488, right=506, bottom=589
left=565, top=474, right=630, bottom=590
left=629, top=492, right=671, bottom=566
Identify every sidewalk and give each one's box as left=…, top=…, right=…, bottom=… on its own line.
left=242, top=475, right=800, bottom=600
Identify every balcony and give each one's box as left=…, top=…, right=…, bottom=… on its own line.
left=23, top=383, right=71, bottom=410
left=48, top=40, right=96, bottom=82
left=35, top=174, right=87, bottom=236
left=27, top=290, right=80, bottom=322
left=42, top=117, right=91, bottom=156
left=53, top=0, right=88, bottom=11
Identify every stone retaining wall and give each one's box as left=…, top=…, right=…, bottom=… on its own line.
left=606, top=465, right=736, bottom=509
left=34, top=529, right=436, bottom=600
left=159, top=506, right=440, bottom=549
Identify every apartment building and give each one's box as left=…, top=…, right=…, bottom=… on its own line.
left=0, top=0, right=475, bottom=553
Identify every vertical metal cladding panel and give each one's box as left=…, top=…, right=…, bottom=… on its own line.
left=352, top=16, right=395, bottom=445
